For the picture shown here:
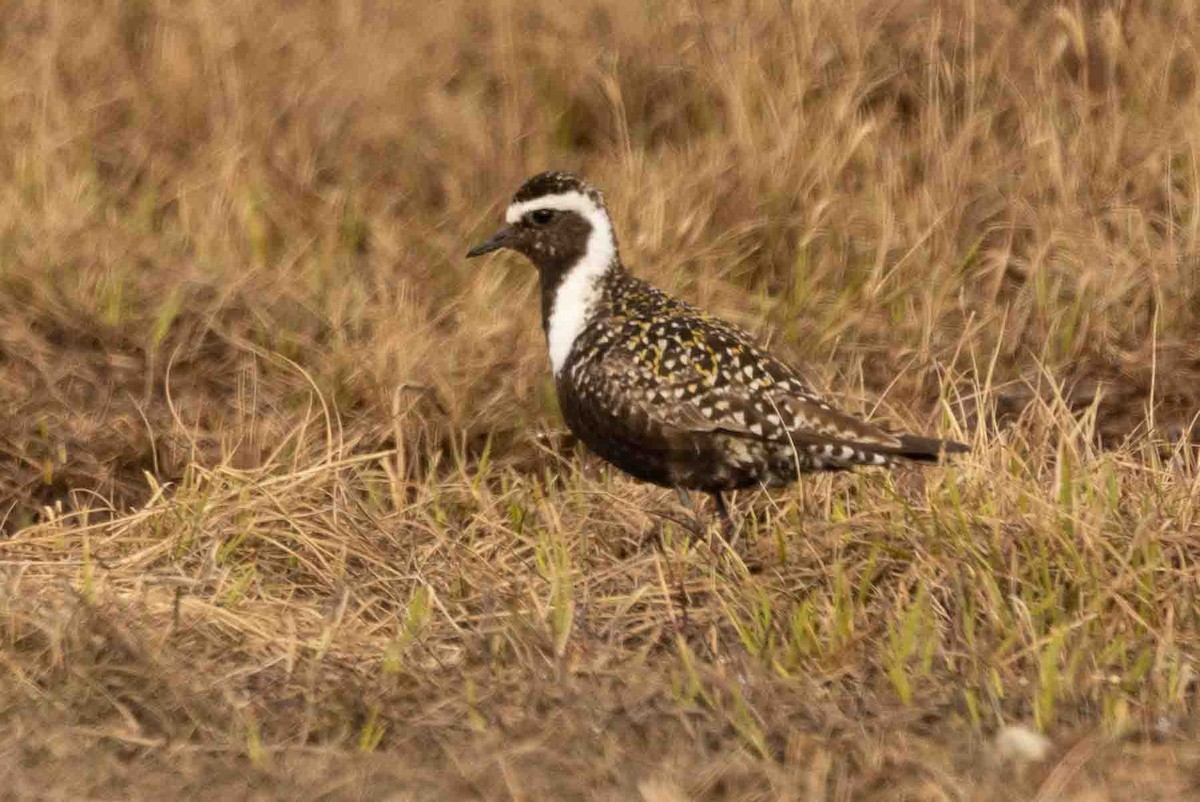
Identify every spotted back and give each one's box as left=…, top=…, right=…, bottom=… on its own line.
left=562, top=273, right=905, bottom=477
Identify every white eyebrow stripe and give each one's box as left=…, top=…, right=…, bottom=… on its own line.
left=505, top=191, right=601, bottom=224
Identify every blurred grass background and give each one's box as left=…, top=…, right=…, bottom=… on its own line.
left=1, top=0, right=1199, bottom=798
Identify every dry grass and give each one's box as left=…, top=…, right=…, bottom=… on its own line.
left=2, top=0, right=1200, bottom=798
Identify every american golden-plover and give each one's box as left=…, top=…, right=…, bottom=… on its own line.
left=468, top=171, right=967, bottom=526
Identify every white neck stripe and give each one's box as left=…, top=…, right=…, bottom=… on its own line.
left=506, top=191, right=617, bottom=376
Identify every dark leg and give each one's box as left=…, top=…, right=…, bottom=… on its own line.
left=675, top=487, right=694, bottom=510
left=709, top=492, right=738, bottom=543
left=709, top=491, right=730, bottom=523
left=646, top=489, right=724, bottom=550
left=673, top=487, right=707, bottom=539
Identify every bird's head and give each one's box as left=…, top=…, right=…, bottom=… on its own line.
left=466, top=171, right=618, bottom=281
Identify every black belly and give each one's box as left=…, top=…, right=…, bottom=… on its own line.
left=558, top=389, right=672, bottom=486
left=556, top=381, right=796, bottom=492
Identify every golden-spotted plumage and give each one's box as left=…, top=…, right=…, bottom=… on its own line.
left=468, top=171, right=968, bottom=524
left=559, top=270, right=917, bottom=490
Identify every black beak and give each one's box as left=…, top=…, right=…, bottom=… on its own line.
left=466, top=226, right=513, bottom=258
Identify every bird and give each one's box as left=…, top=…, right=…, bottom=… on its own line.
left=467, top=171, right=968, bottom=530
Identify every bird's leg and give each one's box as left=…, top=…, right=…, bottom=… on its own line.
left=709, top=492, right=738, bottom=545
left=674, top=486, right=694, bottom=509
left=674, top=487, right=706, bottom=539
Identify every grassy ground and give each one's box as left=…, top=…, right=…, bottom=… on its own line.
left=2, top=0, right=1199, bottom=798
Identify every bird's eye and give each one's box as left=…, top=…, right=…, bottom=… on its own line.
left=529, top=209, right=555, bottom=225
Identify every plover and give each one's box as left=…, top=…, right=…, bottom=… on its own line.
left=467, top=171, right=967, bottom=527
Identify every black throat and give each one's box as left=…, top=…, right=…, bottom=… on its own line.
left=521, top=212, right=602, bottom=335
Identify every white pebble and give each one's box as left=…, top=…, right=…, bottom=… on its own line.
left=993, top=725, right=1052, bottom=763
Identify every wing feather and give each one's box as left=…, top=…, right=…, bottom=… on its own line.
left=564, top=276, right=966, bottom=472
left=588, top=331, right=903, bottom=456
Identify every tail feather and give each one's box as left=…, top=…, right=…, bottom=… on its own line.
left=795, top=432, right=968, bottom=471
left=891, top=434, right=970, bottom=463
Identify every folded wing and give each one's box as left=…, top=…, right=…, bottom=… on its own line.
left=585, top=320, right=965, bottom=470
